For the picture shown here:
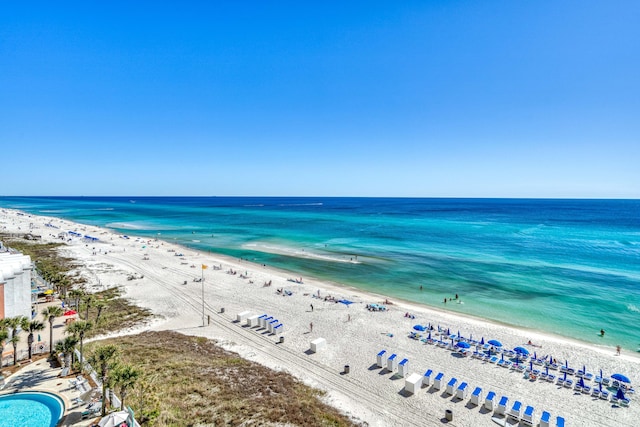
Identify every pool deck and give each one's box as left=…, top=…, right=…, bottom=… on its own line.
left=0, top=358, right=100, bottom=426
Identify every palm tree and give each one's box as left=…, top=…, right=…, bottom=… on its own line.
left=5, top=316, right=28, bottom=365
left=55, top=335, right=79, bottom=370
left=82, top=294, right=95, bottom=320
left=0, top=320, right=9, bottom=360
left=25, top=319, right=45, bottom=359
left=90, top=344, right=120, bottom=416
left=111, top=363, right=140, bottom=410
left=94, top=300, right=107, bottom=323
left=42, top=305, right=64, bottom=354
left=67, top=320, right=92, bottom=372
left=68, top=288, right=85, bottom=311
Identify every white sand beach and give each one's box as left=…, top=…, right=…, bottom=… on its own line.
left=2, top=208, right=638, bottom=426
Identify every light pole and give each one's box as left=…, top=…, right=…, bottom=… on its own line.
left=201, top=265, right=206, bottom=326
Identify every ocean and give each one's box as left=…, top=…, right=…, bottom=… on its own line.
left=1, top=196, right=639, bottom=351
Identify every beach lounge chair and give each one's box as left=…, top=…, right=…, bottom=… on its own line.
left=563, top=379, right=573, bottom=388
left=546, top=373, right=556, bottom=383
left=556, top=416, right=565, bottom=427
left=540, top=411, right=551, bottom=427
left=556, top=376, right=564, bottom=386
left=620, top=398, right=630, bottom=407
left=522, top=405, right=534, bottom=426
left=398, top=358, right=409, bottom=377
left=591, top=387, right=601, bottom=397
left=387, top=354, right=398, bottom=372
left=599, top=390, right=609, bottom=400
left=433, top=372, right=444, bottom=390
left=446, top=377, right=458, bottom=395
left=489, top=356, right=499, bottom=364
left=508, top=400, right=522, bottom=420
left=539, top=371, right=548, bottom=381
left=602, top=377, right=611, bottom=387
left=610, top=394, right=619, bottom=405
left=496, top=396, right=508, bottom=415
left=503, top=360, right=513, bottom=369
left=484, top=391, right=496, bottom=411
left=497, top=359, right=506, bottom=368
left=470, top=386, right=482, bottom=406
left=423, top=369, right=433, bottom=387
left=456, top=382, right=468, bottom=399
left=582, top=384, right=591, bottom=394
left=376, top=350, right=386, bottom=367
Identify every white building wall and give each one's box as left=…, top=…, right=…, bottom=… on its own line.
left=0, top=253, right=32, bottom=319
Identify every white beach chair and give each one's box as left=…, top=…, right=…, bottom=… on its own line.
left=398, top=358, right=409, bottom=377
left=484, top=391, right=496, bottom=411
left=470, top=386, right=482, bottom=406
left=387, top=354, right=398, bottom=372
left=445, top=377, right=457, bottom=395
left=496, top=396, right=508, bottom=415
left=539, top=410, right=551, bottom=427
left=456, top=382, right=468, bottom=399
left=508, top=400, right=522, bottom=420
left=433, top=372, right=444, bottom=390
left=522, top=405, right=535, bottom=426
left=422, top=369, right=433, bottom=387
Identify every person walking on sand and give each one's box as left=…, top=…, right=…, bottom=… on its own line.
left=616, top=345, right=621, bottom=355
left=310, top=322, right=313, bottom=332
left=310, top=304, right=314, bottom=312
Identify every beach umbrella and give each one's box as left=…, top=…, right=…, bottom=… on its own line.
left=456, top=342, right=471, bottom=349
left=44, top=289, right=54, bottom=295
left=514, top=347, right=530, bottom=356
left=578, top=377, right=585, bottom=388
left=545, top=366, right=549, bottom=375
left=427, top=331, right=432, bottom=340
left=611, top=373, right=631, bottom=383
left=488, top=339, right=502, bottom=347
left=457, top=330, right=461, bottom=339
left=63, top=310, right=77, bottom=316
left=616, top=388, right=626, bottom=400
left=469, top=333, right=473, bottom=341
left=530, top=361, right=533, bottom=371
left=98, top=411, right=130, bottom=427
left=446, top=328, right=450, bottom=336
left=501, top=352, right=504, bottom=361
left=480, top=337, right=485, bottom=345
left=534, top=351, right=537, bottom=360
left=413, top=325, right=426, bottom=331
left=563, top=372, right=567, bottom=381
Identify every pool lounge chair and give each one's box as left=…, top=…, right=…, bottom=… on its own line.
left=540, top=411, right=551, bottom=427
left=470, top=386, right=482, bottom=406
left=446, top=377, right=458, bottom=395
left=522, top=405, right=535, bottom=426
left=508, top=400, right=522, bottom=420
left=484, top=391, right=496, bottom=411
left=556, top=416, right=565, bottom=427
left=496, top=395, right=508, bottom=415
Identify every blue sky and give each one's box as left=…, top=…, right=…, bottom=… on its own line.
left=1, top=1, right=639, bottom=198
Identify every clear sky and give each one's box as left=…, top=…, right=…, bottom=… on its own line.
left=1, top=1, right=639, bottom=198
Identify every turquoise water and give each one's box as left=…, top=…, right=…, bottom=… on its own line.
left=0, top=391, right=64, bottom=427
left=1, top=196, right=639, bottom=351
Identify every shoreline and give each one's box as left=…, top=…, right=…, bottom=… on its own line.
left=2, top=208, right=638, bottom=426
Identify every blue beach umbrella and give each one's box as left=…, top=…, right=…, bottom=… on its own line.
left=530, top=361, right=533, bottom=371
left=469, top=333, right=473, bottom=341
left=545, top=366, right=549, bottom=375
left=616, top=388, right=626, bottom=400
left=534, top=351, right=537, bottom=360
left=457, top=330, right=461, bottom=339
left=514, top=347, right=530, bottom=356
left=563, top=372, right=567, bottom=381
left=488, top=339, right=502, bottom=347
left=427, top=331, right=432, bottom=340
left=501, top=352, right=504, bottom=361
left=446, top=328, right=450, bottom=336
left=457, top=342, right=471, bottom=349
left=480, top=337, right=485, bottom=345
left=612, top=373, right=631, bottom=383
left=413, top=325, right=426, bottom=331
left=578, top=377, right=585, bottom=388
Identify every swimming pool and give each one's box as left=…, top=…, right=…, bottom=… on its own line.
left=0, top=391, right=65, bottom=427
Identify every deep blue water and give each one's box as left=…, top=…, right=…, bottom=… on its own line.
left=1, top=196, right=639, bottom=350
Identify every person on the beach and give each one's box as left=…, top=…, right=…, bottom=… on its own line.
left=443, top=297, right=447, bottom=304
left=310, top=304, right=313, bottom=312
left=310, top=322, right=313, bottom=332
left=616, top=345, right=621, bottom=355
left=600, top=329, right=605, bottom=337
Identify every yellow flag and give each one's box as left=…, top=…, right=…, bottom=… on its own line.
left=202, top=264, right=208, bottom=270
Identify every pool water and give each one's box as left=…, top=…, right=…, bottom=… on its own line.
left=0, top=391, right=65, bottom=427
